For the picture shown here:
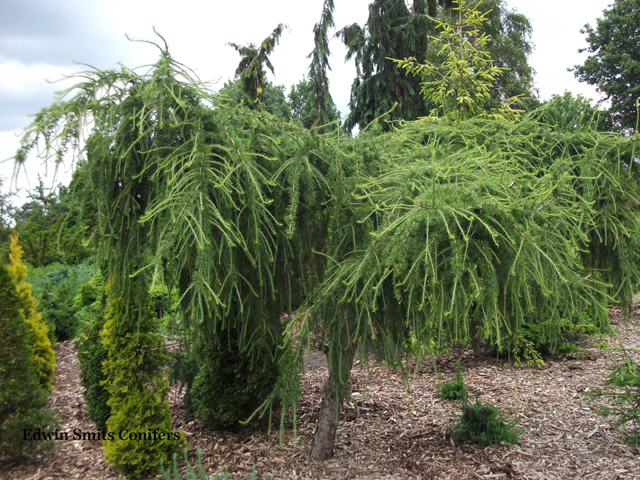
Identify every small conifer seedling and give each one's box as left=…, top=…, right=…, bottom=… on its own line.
left=454, top=397, right=521, bottom=446
left=437, top=360, right=467, bottom=401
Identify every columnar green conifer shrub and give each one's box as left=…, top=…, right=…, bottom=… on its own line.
left=6, top=234, right=55, bottom=390
left=190, top=326, right=280, bottom=429
left=0, top=263, right=57, bottom=461
left=77, top=309, right=109, bottom=430
left=77, top=271, right=109, bottom=431
left=101, top=285, right=185, bottom=477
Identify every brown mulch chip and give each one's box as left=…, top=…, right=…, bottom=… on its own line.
left=3, top=309, right=640, bottom=479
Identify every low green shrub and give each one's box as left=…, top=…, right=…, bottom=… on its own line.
left=496, top=331, right=544, bottom=366
left=453, top=397, right=521, bottom=447
left=587, top=356, right=640, bottom=447
left=29, top=261, right=97, bottom=341
left=558, top=342, right=583, bottom=354
left=437, top=360, right=467, bottom=401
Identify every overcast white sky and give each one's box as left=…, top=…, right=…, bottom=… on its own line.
left=0, top=0, right=614, bottom=201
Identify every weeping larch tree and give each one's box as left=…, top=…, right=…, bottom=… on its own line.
left=284, top=114, right=640, bottom=458
left=13, top=34, right=364, bottom=471
left=13, top=25, right=640, bottom=472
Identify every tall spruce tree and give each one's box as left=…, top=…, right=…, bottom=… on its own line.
left=430, top=0, right=535, bottom=107
left=337, top=0, right=431, bottom=132
left=228, top=24, right=286, bottom=110
left=394, top=0, right=522, bottom=121
left=302, top=0, right=341, bottom=130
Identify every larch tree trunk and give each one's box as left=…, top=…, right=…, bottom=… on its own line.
left=310, top=320, right=357, bottom=460
left=470, top=305, right=482, bottom=360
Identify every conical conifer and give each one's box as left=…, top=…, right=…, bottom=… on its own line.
left=101, top=282, right=185, bottom=477
left=0, top=263, right=57, bottom=460
left=6, top=233, right=55, bottom=390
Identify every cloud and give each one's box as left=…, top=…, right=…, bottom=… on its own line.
left=0, top=0, right=120, bottom=67
left=0, top=60, right=78, bottom=131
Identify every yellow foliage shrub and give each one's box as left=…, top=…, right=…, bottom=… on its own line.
left=6, top=234, right=55, bottom=390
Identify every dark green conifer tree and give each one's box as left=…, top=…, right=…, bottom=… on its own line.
left=303, top=0, right=341, bottom=130
left=338, top=0, right=430, bottom=132
left=228, top=24, right=286, bottom=110
left=77, top=270, right=109, bottom=431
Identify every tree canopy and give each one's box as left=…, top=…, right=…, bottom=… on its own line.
left=573, top=0, right=640, bottom=132
left=217, top=78, right=292, bottom=120
left=394, top=0, right=522, bottom=121
left=338, top=0, right=535, bottom=131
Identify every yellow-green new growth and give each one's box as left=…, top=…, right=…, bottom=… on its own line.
left=6, top=233, right=55, bottom=390
left=393, top=0, right=522, bottom=122
left=101, top=284, right=185, bottom=477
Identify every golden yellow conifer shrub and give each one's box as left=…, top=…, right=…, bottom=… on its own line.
left=6, top=234, right=55, bottom=390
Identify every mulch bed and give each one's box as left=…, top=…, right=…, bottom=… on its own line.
left=3, top=307, right=640, bottom=479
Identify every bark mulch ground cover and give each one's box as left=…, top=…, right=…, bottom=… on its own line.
left=3, top=308, right=640, bottom=479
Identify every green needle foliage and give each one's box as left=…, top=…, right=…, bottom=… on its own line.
left=14, top=34, right=350, bottom=459
left=454, top=397, right=520, bottom=446
left=190, top=326, right=281, bottom=429
left=337, top=0, right=431, bottom=132
left=294, top=116, right=628, bottom=367
left=14, top=32, right=640, bottom=460
left=588, top=353, right=640, bottom=448
left=394, top=0, right=522, bottom=121
left=160, top=447, right=257, bottom=480
left=438, top=360, right=467, bottom=401
left=6, top=234, right=56, bottom=390
left=76, top=270, right=109, bottom=431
